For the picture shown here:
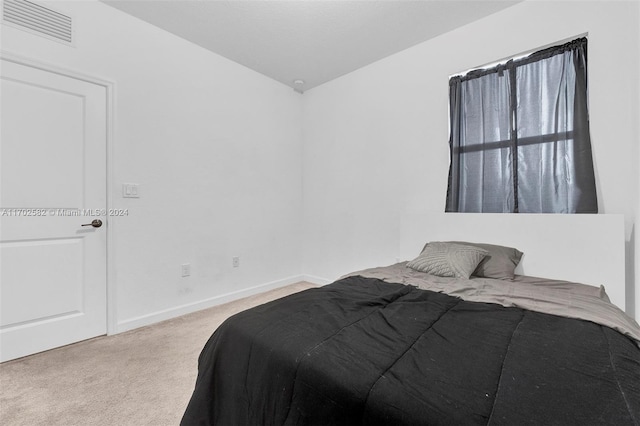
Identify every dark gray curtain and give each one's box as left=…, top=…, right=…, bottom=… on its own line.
left=446, top=38, right=597, bottom=213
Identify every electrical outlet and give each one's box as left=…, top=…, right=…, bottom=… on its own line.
left=232, top=257, right=240, bottom=268
left=181, top=263, right=191, bottom=277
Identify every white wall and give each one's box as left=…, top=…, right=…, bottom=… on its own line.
left=636, top=0, right=640, bottom=322
left=302, top=0, right=640, bottom=318
left=3, top=0, right=639, bottom=330
left=1, top=0, right=304, bottom=331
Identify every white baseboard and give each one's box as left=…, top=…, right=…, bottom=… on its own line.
left=302, top=274, right=333, bottom=286
left=115, top=275, right=308, bottom=334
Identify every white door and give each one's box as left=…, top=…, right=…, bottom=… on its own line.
left=0, top=58, right=107, bottom=362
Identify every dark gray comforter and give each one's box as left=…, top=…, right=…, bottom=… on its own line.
left=181, top=276, right=640, bottom=425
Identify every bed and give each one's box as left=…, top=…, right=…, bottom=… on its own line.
left=181, top=214, right=640, bottom=425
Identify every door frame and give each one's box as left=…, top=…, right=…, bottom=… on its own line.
left=1, top=51, right=118, bottom=335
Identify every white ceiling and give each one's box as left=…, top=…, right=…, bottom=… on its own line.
left=102, top=0, right=522, bottom=92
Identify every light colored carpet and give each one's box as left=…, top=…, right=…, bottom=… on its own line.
left=0, top=282, right=316, bottom=426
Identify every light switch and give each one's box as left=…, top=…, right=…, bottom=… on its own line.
left=123, top=183, right=140, bottom=198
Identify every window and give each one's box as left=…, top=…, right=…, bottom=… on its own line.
left=445, top=38, right=597, bottom=213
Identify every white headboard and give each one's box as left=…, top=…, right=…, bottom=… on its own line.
left=399, top=213, right=626, bottom=311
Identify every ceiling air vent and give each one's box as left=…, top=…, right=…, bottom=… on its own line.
left=2, top=0, right=72, bottom=45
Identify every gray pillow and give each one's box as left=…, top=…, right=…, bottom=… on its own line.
left=407, top=242, right=488, bottom=279
left=448, top=241, right=523, bottom=280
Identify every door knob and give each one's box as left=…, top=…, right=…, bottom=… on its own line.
left=81, top=219, right=103, bottom=228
